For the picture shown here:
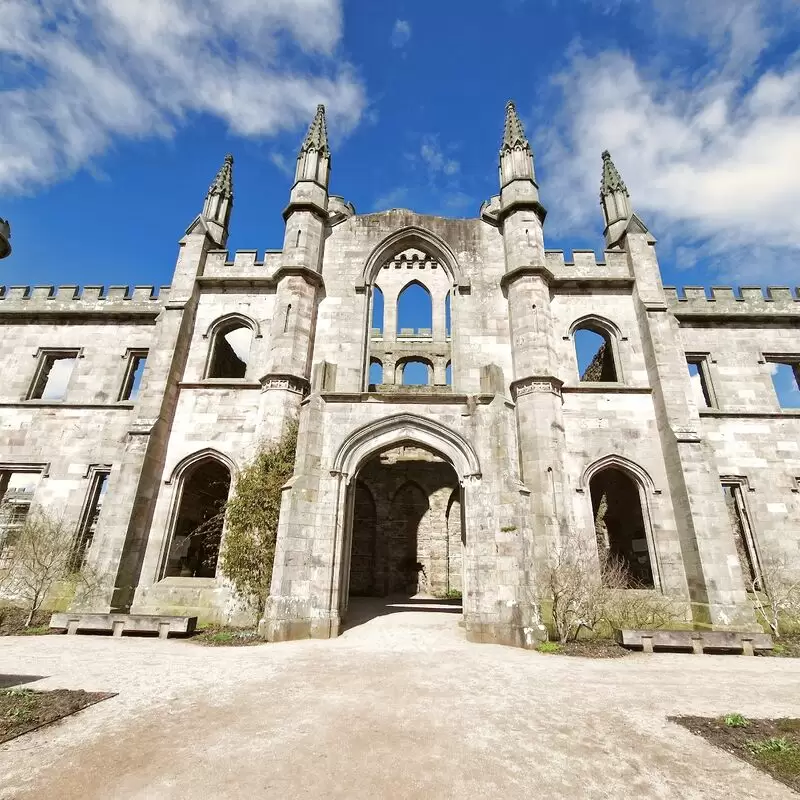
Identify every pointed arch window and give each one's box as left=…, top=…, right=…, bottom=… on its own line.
left=371, top=286, right=384, bottom=336
left=589, top=466, right=654, bottom=588
left=207, top=320, right=253, bottom=379
left=397, top=281, right=432, bottom=337
left=163, top=458, right=231, bottom=579
left=445, top=361, right=452, bottom=386
left=571, top=318, right=621, bottom=382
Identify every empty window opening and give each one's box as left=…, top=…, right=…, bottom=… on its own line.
left=769, top=361, right=800, bottom=409
left=575, top=328, right=617, bottom=382
left=72, top=470, right=110, bottom=569
left=30, top=351, right=78, bottom=400
left=120, top=351, right=147, bottom=402
left=295, top=229, right=302, bottom=247
left=371, top=286, right=384, bottom=335
left=445, top=292, right=452, bottom=338
left=687, top=357, right=714, bottom=408
left=722, top=482, right=761, bottom=589
left=445, top=361, right=452, bottom=386
left=283, top=304, right=292, bottom=333
left=0, top=471, right=41, bottom=557
left=401, top=360, right=430, bottom=386
left=397, top=281, right=432, bottom=337
left=163, top=459, right=231, bottom=578
left=207, top=323, right=252, bottom=379
left=590, top=467, right=654, bottom=588
left=368, top=359, right=383, bottom=388
left=348, top=446, right=461, bottom=601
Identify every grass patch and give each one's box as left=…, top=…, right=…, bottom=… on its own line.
left=536, top=641, right=562, bottom=654
left=191, top=626, right=263, bottom=647
left=1, top=688, right=114, bottom=744
left=0, top=608, right=54, bottom=636
left=724, top=713, right=749, bottom=728
left=674, top=715, right=800, bottom=793
left=762, top=634, right=800, bottom=658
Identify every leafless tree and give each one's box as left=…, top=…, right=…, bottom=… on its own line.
left=751, top=555, right=800, bottom=638
left=535, top=532, right=680, bottom=643
left=0, top=504, right=100, bottom=627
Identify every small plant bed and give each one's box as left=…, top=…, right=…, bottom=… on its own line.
left=1, top=688, right=115, bottom=744
left=536, top=638, right=630, bottom=658
left=0, top=608, right=54, bottom=636
left=673, top=714, right=800, bottom=793
left=762, top=635, right=800, bottom=658
left=190, top=626, right=263, bottom=647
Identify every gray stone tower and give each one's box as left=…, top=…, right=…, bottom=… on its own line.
left=0, top=217, right=11, bottom=259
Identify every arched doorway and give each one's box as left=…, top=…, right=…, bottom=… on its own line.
left=348, top=445, right=463, bottom=598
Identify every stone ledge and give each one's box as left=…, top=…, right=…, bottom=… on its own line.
left=699, top=409, right=800, bottom=419
left=562, top=384, right=652, bottom=394
left=0, top=401, right=136, bottom=410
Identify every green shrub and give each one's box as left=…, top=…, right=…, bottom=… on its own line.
left=536, top=641, right=562, bottom=654
left=723, top=713, right=749, bottom=728
left=748, top=737, right=796, bottom=755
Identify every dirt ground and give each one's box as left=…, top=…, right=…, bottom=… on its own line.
left=1, top=602, right=799, bottom=799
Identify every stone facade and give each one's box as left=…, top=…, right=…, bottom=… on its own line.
left=1, top=104, right=798, bottom=646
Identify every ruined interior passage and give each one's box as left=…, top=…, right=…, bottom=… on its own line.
left=349, top=446, right=463, bottom=599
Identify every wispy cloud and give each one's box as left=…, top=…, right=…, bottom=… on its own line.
left=372, top=186, right=411, bottom=211
left=419, top=136, right=460, bottom=176
left=391, top=20, right=412, bottom=49
left=0, top=0, right=366, bottom=193
left=269, top=152, right=295, bottom=178
left=537, top=0, right=800, bottom=280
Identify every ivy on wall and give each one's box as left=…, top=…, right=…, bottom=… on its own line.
left=221, top=422, right=298, bottom=617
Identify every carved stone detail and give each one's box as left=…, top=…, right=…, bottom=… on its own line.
left=511, top=375, right=563, bottom=400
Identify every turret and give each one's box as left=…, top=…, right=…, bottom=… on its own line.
left=498, top=101, right=547, bottom=272
left=201, top=154, right=234, bottom=246
left=0, top=217, right=11, bottom=259
left=499, top=101, right=537, bottom=191
left=294, top=104, right=330, bottom=189
left=183, top=153, right=234, bottom=250
left=600, top=150, right=633, bottom=248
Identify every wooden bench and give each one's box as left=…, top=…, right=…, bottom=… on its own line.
left=615, top=629, right=773, bottom=655
left=49, top=613, right=197, bottom=639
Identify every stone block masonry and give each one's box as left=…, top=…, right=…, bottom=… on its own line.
left=1, top=104, right=797, bottom=642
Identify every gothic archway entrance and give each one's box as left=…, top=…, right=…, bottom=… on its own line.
left=348, top=445, right=463, bottom=599
left=344, top=444, right=464, bottom=628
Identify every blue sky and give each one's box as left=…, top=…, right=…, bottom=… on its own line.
left=1, top=0, right=799, bottom=291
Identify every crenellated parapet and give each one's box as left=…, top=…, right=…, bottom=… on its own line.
left=665, top=285, right=800, bottom=320
left=0, top=284, right=169, bottom=320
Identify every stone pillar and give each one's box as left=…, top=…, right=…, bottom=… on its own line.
left=624, top=231, right=758, bottom=629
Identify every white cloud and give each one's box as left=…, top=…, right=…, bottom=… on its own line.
left=391, top=20, right=412, bottom=49
left=269, top=152, right=295, bottom=177
left=538, top=0, right=800, bottom=281
left=372, top=186, right=411, bottom=211
left=419, top=136, right=460, bottom=176
left=0, top=0, right=366, bottom=193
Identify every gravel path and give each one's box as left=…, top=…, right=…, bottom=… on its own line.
left=1, top=608, right=799, bottom=799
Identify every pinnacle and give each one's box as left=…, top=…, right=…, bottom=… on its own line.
left=301, top=104, right=330, bottom=155
left=208, top=153, right=234, bottom=198
left=501, top=100, right=529, bottom=152
left=600, top=150, right=628, bottom=197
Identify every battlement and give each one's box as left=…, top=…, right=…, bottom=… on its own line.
left=544, top=249, right=630, bottom=277
left=665, top=286, right=800, bottom=316
left=204, top=249, right=283, bottom=278
left=0, top=284, right=169, bottom=316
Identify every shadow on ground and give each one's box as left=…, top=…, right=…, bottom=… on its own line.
left=341, top=594, right=463, bottom=632
left=0, top=675, right=46, bottom=689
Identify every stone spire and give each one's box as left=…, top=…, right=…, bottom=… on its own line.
left=187, top=153, right=234, bottom=247
left=301, top=104, right=330, bottom=155
left=501, top=101, right=529, bottom=152
left=207, top=153, right=234, bottom=200
left=499, top=100, right=537, bottom=191
left=599, top=150, right=638, bottom=249
left=601, top=150, right=628, bottom=197
left=0, top=217, right=10, bottom=260
left=295, top=104, right=331, bottom=187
